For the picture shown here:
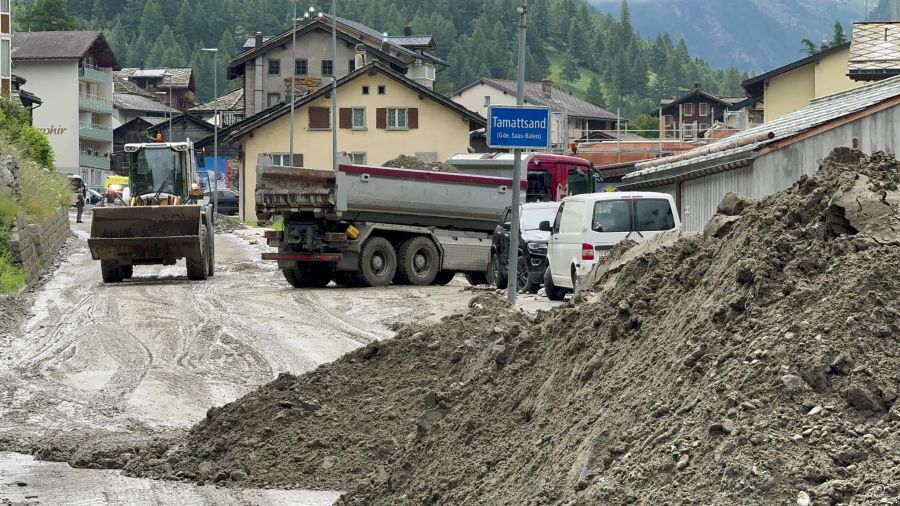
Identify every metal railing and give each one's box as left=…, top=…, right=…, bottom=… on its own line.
left=79, top=122, right=112, bottom=141
left=79, top=93, right=113, bottom=113
left=79, top=151, right=110, bottom=169
left=79, top=63, right=107, bottom=82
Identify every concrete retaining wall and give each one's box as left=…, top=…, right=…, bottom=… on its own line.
left=7, top=208, right=71, bottom=286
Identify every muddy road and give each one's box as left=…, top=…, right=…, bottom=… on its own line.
left=0, top=214, right=525, bottom=504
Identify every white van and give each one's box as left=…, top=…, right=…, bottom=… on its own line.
left=540, top=192, right=680, bottom=300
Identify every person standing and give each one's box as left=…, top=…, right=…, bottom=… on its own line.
left=74, top=188, right=85, bottom=223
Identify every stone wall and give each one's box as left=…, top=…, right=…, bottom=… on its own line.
left=7, top=208, right=71, bottom=287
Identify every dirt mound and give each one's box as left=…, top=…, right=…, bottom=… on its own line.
left=0, top=294, right=24, bottom=338
left=123, top=293, right=529, bottom=489
left=214, top=215, right=244, bottom=234
left=128, top=149, right=900, bottom=505
left=383, top=155, right=460, bottom=173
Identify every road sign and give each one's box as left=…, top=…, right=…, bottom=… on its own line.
left=487, top=105, right=551, bottom=150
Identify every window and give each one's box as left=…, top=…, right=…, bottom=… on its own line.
left=321, top=59, right=333, bottom=76
left=350, top=152, right=367, bottom=164
left=267, top=93, right=281, bottom=107
left=664, top=115, right=674, bottom=127
left=592, top=200, right=630, bottom=233
left=270, top=154, right=290, bottom=166
left=567, top=167, right=592, bottom=196
left=267, top=58, right=280, bottom=76
left=0, top=40, right=9, bottom=79
left=387, top=107, right=408, bottom=129
left=352, top=107, right=366, bottom=129
left=308, top=106, right=330, bottom=129
left=634, top=199, right=676, bottom=231
left=295, top=58, right=308, bottom=76
left=348, top=59, right=356, bottom=73
left=362, top=85, right=370, bottom=95
left=699, top=103, right=709, bottom=116
left=484, top=96, right=491, bottom=107
left=551, top=202, right=565, bottom=234
left=0, top=0, right=8, bottom=14
left=699, top=123, right=708, bottom=130
left=377, top=85, right=386, bottom=95
left=683, top=103, right=694, bottom=116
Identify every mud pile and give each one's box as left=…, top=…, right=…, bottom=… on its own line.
left=383, top=155, right=460, bottom=173
left=124, top=295, right=531, bottom=490
left=213, top=215, right=244, bottom=234
left=130, top=149, right=900, bottom=504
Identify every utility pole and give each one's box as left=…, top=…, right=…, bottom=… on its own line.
left=290, top=1, right=297, bottom=164
left=331, top=0, right=338, bottom=172
left=202, top=48, right=219, bottom=217
left=507, top=0, right=528, bottom=304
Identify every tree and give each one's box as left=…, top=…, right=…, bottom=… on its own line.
left=631, top=114, right=659, bottom=139
left=801, top=38, right=818, bottom=57
left=21, top=0, right=80, bottom=31
left=832, top=21, right=847, bottom=45
left=561, top=50, right=581, bottom=86
left=585, top=76, right=604, bottom=107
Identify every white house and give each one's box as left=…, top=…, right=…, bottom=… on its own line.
left=12, top=31, right=117, bottom=185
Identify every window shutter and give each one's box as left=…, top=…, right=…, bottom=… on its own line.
left=339, top=108, right=352, bottom=129
left=408, top=108, right=419, bottom=129
left=376, top=108, right=387, bottom=129
left=309, top=106, right=330, bottom=129
left=292, top=154, right=304, bottom=167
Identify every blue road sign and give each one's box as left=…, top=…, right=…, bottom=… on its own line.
left=487, top=105, right=551, bottom=150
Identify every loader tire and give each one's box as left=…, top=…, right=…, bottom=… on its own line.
left=207, top=224, right=216, bottom=277
left=121, top=265, right=134, bottom=279
left=396, top=237, right=440, bottom=286
left=101, top=260, right=123, bottom=283
left=359, top=237, right=396, bottom=287
left=464, top=271, right=488, bottom=286
left=432, top=271, right=456, bottom=285
left=187, top=225, right=210, bottom=280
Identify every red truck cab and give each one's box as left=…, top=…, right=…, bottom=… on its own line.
left=446, top=153, right=595, bottom=202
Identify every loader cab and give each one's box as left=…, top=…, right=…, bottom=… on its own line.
left=124, top=142, right=197, bottom=206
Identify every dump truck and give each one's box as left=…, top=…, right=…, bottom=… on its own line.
left=447, top=152, right=598, bottom=201
left=258, top=162, right=525, bottom=288
left=88, top=142, right=215, bottom=283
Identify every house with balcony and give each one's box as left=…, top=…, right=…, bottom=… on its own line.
left=653, top=86, right=751, bottom=139
left=230, top=15, right=444, bottom=117
left=11, top=31, right=118, bottom=185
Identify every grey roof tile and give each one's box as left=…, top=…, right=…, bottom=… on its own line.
left=114, top=93, right=178, bottom=113
left=189, top=88, right=244, bottom=112
left=117, top=68, right=194, bottom=89
left=11, top=31, right=117, bottom=67
left=849, top=22, right=900, bottom=73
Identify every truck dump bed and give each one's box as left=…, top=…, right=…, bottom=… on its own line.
left=257, top=164, right=523, bottom=232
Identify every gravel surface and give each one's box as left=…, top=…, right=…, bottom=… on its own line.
left=125, top=149, right=900, bottom=505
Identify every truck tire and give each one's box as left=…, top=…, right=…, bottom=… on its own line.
left=101, top=260, right=123, bottom=283
left=283, top=265, right=332, bottom=288
left=432, top=271, right=456, bottom=285
left=396, top=237, right=440, bottom=285
left=359, top=237, right=397, bottom=287
left=464, top=272, right=488, bottom=286
left=334, top=271, right=365, bottom=287
left=491, top=252, right=508, bottom=290
left=544, top=267, right=567, bottom=301
left=187, top=225, right=210, bottom=280
left=121, top=265, right=134, bottom=279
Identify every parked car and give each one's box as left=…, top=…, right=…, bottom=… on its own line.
left=491, top=201, right=561, bottom=293
left=203, top=189, right=239, bottom=215
left=541, top=192, right=681, bottom=300
left=85, top=188, right=103, bottom=205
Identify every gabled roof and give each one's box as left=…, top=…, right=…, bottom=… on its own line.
left=624, top=75, right=900, bottom=187
left=387, top=35, right=435, bottom=50
left=189, top=88, right=245, bottom=112
left=230, top=15, right=440, bottom=79
left=11, top=31, right=118, bottom=68
left=113, top=116, right=164, bottom=135
left=225, top=62, right=483, bottom=142
left=117, top=68, right=195, bottom=90
left=742, top=41, right=852, bottom=98
left=848, top=22, right=900, bottom=80
left=113, top=93, right=177, bottom=114
left=145, top=112, right=215, bottom=134
left=454, top=78, right=617, bottom=120
left=114, top=72, right=155, bottom=98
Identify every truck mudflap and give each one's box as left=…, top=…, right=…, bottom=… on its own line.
left=88, top=206, right=203, bottom=263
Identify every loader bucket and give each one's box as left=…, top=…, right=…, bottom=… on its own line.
left=88, top=205, right=203, bottom=265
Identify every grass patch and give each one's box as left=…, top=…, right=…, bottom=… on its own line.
left=0, top=250, right=25, bottom=293
left=547, top=51, right=601, bottom=97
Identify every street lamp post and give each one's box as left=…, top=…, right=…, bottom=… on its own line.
left=201, top=48, right=219, bottom=217
left=330, top=0, right=337, bottom=172
left=154, top=89, right=172, bottom=140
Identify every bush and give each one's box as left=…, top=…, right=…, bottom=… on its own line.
left=18, top=125, right=55, bottom=167
left=0, top=249, right=24, bottom=293
left=0, top=188, right=23, bottom=293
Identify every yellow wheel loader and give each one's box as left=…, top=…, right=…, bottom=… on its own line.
left=88, top=142, right=215, bottom=283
